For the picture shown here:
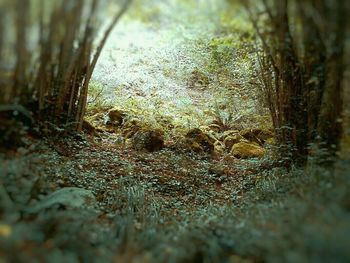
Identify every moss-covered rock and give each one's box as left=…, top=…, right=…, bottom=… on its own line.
left=185, top=128, right=215, bottom=154
left=85, top=112, right=109, bottom=132
left=219, top=130, right=240, bottom=140
left=213, top=140, right=225, bottom=156
left=224, top=134, right=244, bottom=150
left=106, top=109, right=126, bottom=127
left=240, top=128, right=274, bottom=146
left=132, top=128, right=164, bottom=152
left=82, top=120, right=96, bottom=135
left=231, top=142, right=265, bottom=159
left=87, top=112, right=105, bottom=124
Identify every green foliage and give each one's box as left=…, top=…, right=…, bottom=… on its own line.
left=127, top=0, right=161, bottom=24
left=205, top=32, right=255, bottom=77
left=208, top=36, right=236, bottom=69
left=86, top=82, right=111, bottom=115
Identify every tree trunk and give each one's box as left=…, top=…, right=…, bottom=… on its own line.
left=317, top=0, right=348, bottom=161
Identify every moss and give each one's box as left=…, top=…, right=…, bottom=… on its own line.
left=224, top=133, right=244, bottom=151
left=231, top=141, right=265, bottom=159
left=208, top=36, right=236, bottom=71
left=127, top=1, right=161, bottom=24
left=106, top=109, right=126, bottom=127
left=187, top=68, right=210, bottom=90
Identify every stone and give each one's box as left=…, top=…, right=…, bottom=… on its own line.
left=26, top=187, right=96, bottom=214
left=219, top=130, right=240, bottom=140
left=224, top=133, right=244, bottom=150
left=213, top=140, right=225, bottom=156
left=185, top=128, right=215, bottom=154
left=240, top=128, right=274, bottom=145
left=82, top=120, right=96, bottom=135
left=132, top=129, right=165, bottom=152
left=231, top=142, right=265, bottom=159
left=106, top=109, right=125, bottom=127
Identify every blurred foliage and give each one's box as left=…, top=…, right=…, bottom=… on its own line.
left=1, top=0, right=349, bottom=262
left=1, top=141, right=349, bottom=262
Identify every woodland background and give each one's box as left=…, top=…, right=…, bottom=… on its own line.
left=0, top=0, right=349, bottom=262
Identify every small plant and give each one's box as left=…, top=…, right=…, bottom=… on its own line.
left=86, top=81, right=110, bottom=115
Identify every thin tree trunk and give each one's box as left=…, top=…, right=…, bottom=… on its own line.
left=13, top=0, right=30, bottom=101
left=76, top=0, right=132, bottom=131
left=298, top=0, right=327, bottom=143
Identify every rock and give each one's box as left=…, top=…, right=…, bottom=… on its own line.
left=224, top=133, right=245, bottom=150
left=199, top=125, right=219, bottom=141
left=26, top=187, right=96, bottom=214
left=219, top=130, right=240, bottom=140
left=231, top=142, right=265, bottom=159
left=89, top=112, right=106, bottom=125
left=214, top=140, right=225, bottom=156
left=106, top=109, right=125, bottom=127
left=185, top=128, right=215, bottom=154
left=240, top=128, right=274, bottom=145
left=82, top=120, right=96, bottom=135
left=132, top=129, right=165, bottom=152
left=208, top=124, right=222, bottom=133
left=85, top=112, right=112, bottom=133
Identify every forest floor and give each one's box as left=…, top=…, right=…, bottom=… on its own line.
left=1, top=130, right=350, bottom=263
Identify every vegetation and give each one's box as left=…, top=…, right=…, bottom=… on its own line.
left=0, top=0, right=349, bottom=262
left=0, top=0, right=130, bottom=131
left=244, top=0, right=348, bottom=165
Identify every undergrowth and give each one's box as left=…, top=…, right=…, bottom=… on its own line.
left=2, top=144, right=349, bottom=263
left=87, top=80, right=271, bottom=142
left=112, top=162, right=350, bottom=263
